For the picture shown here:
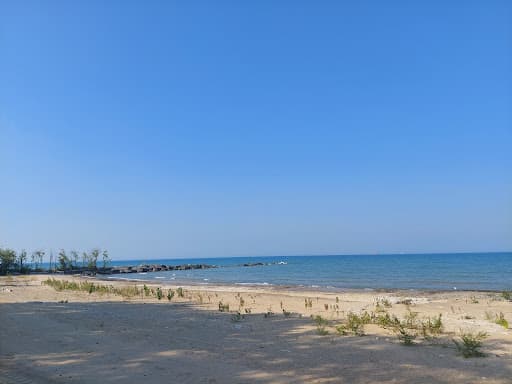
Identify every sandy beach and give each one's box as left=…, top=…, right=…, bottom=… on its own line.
left=1, top=274, right=511, bottom=383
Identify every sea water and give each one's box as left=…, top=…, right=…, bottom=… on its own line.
left=105, top=252, right=512, bottom=291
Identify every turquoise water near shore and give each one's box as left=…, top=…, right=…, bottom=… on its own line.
left=105, top=252, right=512, bottom=291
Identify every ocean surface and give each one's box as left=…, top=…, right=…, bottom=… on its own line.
left=103, top=252, right=512, bottom=291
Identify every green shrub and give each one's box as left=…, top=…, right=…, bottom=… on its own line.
left=453, top=331, right=487, bottom=358
left=346, top=312, right=369, bottom=336
left=396, top=325, right=416, bottom=345
left=313, top=315, right=329, bottom=326
left=335, top=324, right=348, bottom=335
left=421, top=314, right=443, bottom=337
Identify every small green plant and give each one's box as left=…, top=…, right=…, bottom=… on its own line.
left=346, top=312, right=369, bottom=336
left=453, top=331, right=487, bottom=358
left=314, top=315, right=329, bottom=326
left=335, top=324, right=348, bottom=335
left=374, top=312, right=400, bottom=328
left=421, top=314, right=443, bottom=337
left=176, top=287, right=184, bottom=298
left=378, top=298, right=392, bottom=308
left=397, top=325, right=416, bottom=345
left=167, top=290, right=175, bottom=301
left=495, top=312, right=509, bottom=329
left=156, top=287, right=163, bottom=300
left=502, top=291, right=511, bottom=301
left=304, top=298, right=313, bottom=309
left=485, top=311, right=509, bottom=329
left=403, top=309, right=419, bottom=329
left=143, top=284, right=150, bottom=297
left=218, top=301, right=230, bottom=312
left=239, top=296, right=245, bottom=307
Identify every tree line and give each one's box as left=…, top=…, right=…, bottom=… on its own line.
left=0, top=248, right=111, bottom=275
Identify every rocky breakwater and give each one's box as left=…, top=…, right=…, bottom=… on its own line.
left=104, top=263, right=216, bottom=275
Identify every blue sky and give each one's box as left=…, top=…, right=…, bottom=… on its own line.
left=1, top=1, right=511, bottom=260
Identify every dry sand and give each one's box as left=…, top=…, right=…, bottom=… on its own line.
left=1, top=275, right=511, bottom=383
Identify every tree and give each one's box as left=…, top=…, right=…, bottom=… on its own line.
left=58, top=249, right=71, bottom=271
left=88, top=249, right=100, bottom=270
left=70, top=250, right=79, bottom=269
left=102, top=250, right=110, bottom=269
left=82, top=252, right=88, bottom=268
left=32, top=250, right=45, bottom=271
left=17, top=250, right=28, bottom=272
left=49, top=250, right=54, bottom=272
left=0, top=248, right=17, bottom=274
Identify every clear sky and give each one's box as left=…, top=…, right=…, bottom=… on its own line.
left=1, top=1, right=511, bottom=260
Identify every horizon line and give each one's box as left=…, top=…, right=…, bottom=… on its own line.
left=110, top=250, right=512, bottom=262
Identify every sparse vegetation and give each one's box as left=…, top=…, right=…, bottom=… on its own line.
left=485, top=311, right=509, bottom=329
left=314, top=315, right=329, bottom=335
left=43, top=278, right=141, bottom=298
left=377, top=298, right=392, bottom=308
left=421, top=314, right=443, bottom=337
left=453, top=331, right=487, bottom=358
left=345, top=311, right=370, bottom=336
left=397, top=299, right=413, bottom=306
left=156, top=287, right=163, bottom=300
left=397, top=324, right=417, bottom=345
left=167, top=290, right=175, bottom=301
left=494, top=312, right=509, bottom=329
left=502, top=291, right=512, bottom=301
left=218, top=301, right=230, bottom=312
left=264, top=308, right=274, bottom=318
left=176, top=287, right=185, bottom=298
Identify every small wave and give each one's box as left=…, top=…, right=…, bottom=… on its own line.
left=155, top=277, right=165, bottom=279
left=108, top=277, right=144, bottom=281
left=235, top=282, right=271, bottom=286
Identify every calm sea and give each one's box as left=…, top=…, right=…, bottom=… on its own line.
left=103, top=252, right=512, bottom=291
